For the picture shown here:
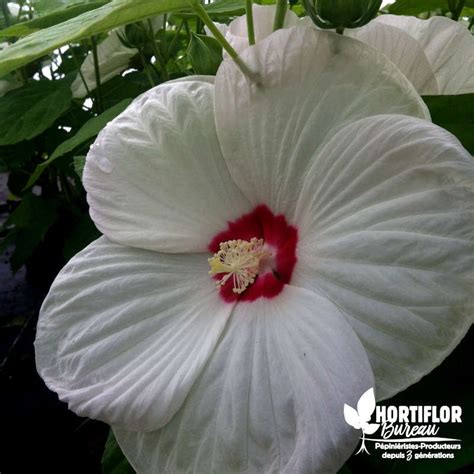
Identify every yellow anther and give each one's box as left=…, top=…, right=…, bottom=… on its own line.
left=208, top=238, right=269, bottom=294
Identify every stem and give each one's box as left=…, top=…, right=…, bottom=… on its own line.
left=20, top=69, right=27, bottom=85
left=183, top=19, right=191, bottom=42
left=162, top=13, right=168, bottom=52
left=273, top=0, right=288, bottom=31
left=451, top=0, right=465, bottom=20
left=0, top=313, right=34, bottom=374
left=190, top=2, right=259, bottom=82
left=147, top=18, right=169, bottom=82
left=166, top=20, right=184, bottom=62
left=59, top=172, right=74, bottom=205
left=70, top=45, right=92, bottom=97
left=1, top=0, right=11, bottom=27
left=90, top=36, right=103, bottom=114
left=246, top=0, right=256, bottom=45
left=336, top=26, right=345, bottom=34
left=138, top=49, right=156, bottom=87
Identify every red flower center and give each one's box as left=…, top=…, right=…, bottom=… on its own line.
left=208, top=205, right=298, bottom=302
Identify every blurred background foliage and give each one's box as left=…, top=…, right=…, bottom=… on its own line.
left=0, top=0, right=472, bottom=472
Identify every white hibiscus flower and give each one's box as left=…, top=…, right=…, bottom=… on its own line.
left=71, top=27, right=138, bottom=98
left=35, top=27, right=473, bottom=473
left=213, top=5, right=474, bottom=95
left=349, top=15, right=474, bottom=94
left=7, top=2, right=20, bottom=17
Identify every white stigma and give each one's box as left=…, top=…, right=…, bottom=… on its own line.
left=208, top=238, right=270, bottom=294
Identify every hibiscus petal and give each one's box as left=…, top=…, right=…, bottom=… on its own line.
left=293, top=114, right=474, bottom=400
left=348, top=21, right=438, bottom=94
left=215, top=27, right=428, bottom=218
left=71, top=29, right=138, bottom=99
left=113, top=285, right=374, bottom=473
left=83, top=79, right=250, bottom=252
left=375, top=15, right=474, bottom=94
left=35, top=237, right=235, bottom=431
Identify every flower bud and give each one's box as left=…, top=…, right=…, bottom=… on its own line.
left=123, top=17, right=163, bottom=49
left=303, top=0, right=382, bottom=31
left=123, top=22, right=148, bottom=49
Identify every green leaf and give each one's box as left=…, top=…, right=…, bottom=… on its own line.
left=101, top=72, right=150, bottom=109
left=31, top=0, right=106, bottom=15
left=0, top=79, right=72, bottom=146
left=101, top=430, right=134, bottom=474
left=388, top=0, right=474, bottom=15
left=187, top=32, right=223, bottom=75
left=0, top=2, right=110, bottom=38
left=3, top=194, right=59, bottom=272
left=0, top=0, right=198, bottom=77
left=388, top=0, right=447, bottom=14
left=204, top=0, right=245, bottom=15
left=0, top=141, right=34, bottom=172
left=202, top=0, right=278, bottom=17
left=73, top=155, right=86, bottom=178
left=423, top=93, right=474, bottom=155
left=63, top=212, right=100, bottom=259
left=26, top=98, right=132, bottom=188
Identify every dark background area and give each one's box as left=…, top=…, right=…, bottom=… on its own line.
left=0, top=172, right=107, bottom=473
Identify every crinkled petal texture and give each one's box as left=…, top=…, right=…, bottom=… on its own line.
left=113, top=285, right=374, bottom=474
left=374, top=15, right=474, bottom=94
left=71, top=29, right=138, bottom=99
left=215, top=27, right=428, bottom=218
left=35, top=237, right=235, bottom=431
left=292, top=114, right=474, bottom=400
left=348, top=21, right=438, bottom=94
left=83, top=79, right=250, bottom=252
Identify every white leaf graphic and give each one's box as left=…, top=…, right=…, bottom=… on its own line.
left=362, top=423, right=379, bottom=435
left=344, top=404, right=361, bottom=429
left=357, top=388, right=376, bottom=423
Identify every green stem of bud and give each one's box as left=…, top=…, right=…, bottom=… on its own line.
left=1, top=0, right=11, bottom=27
left=246, top=0, right=256, bottom=45
left=70, top=44, right=92, bottom=98
left=147, top=18, right=169, bottom=82
left=449, top=0, right=465, bottom=20
left=90, top=36, right=103, bottom=114
left=273, top=0, right=288, bottom=31
left=190, top=1, right=259, bottom=83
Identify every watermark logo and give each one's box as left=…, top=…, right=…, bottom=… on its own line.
left=344, top=388, right=463, bottom=461
left=344, top=388, right=379, bottom=454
